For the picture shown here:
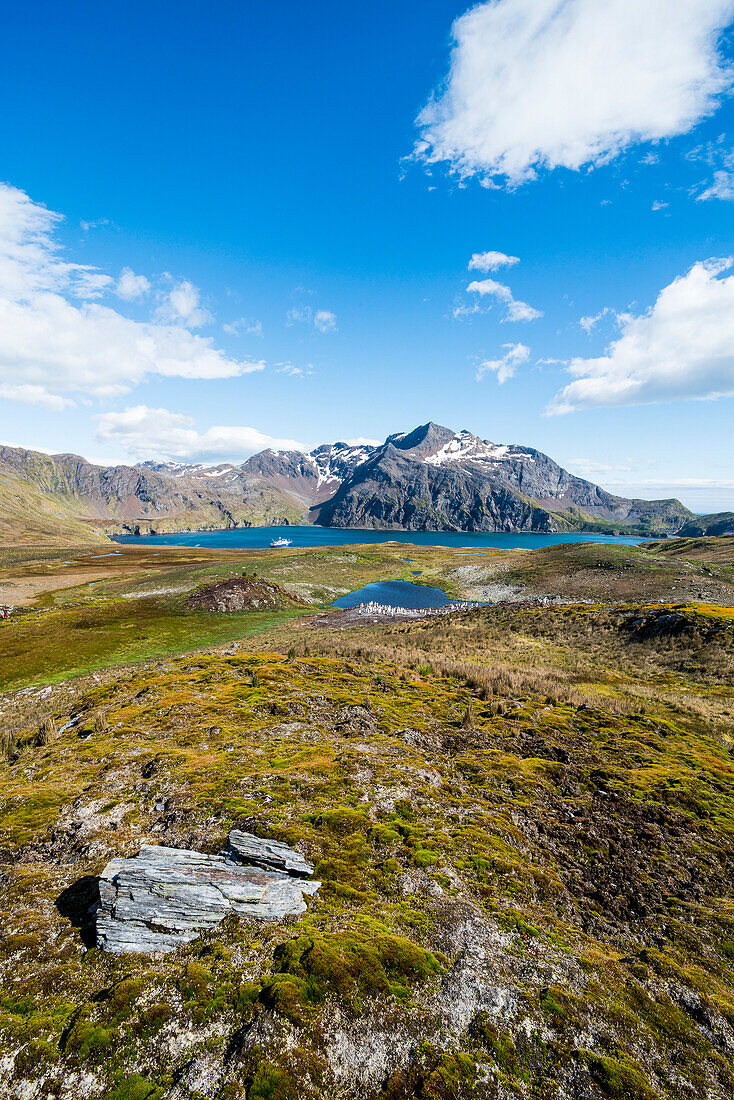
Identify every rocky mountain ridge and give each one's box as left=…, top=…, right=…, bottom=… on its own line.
left=0, top=424, right=712, bottom=539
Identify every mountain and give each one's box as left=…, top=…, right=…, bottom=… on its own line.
left=676, top=512, right=734, bottom=537
left=312, top=423, right=692, bottom=534
left=0, top=444, right=304, bottom=540
left=0, top=424, right=713, bottom=543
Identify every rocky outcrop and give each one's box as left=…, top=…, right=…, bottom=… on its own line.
left=186, top=574, right=304, bottom=612
left=227, top=829, right=314, bottom=874
left=96, top=835, right=320, bottom=954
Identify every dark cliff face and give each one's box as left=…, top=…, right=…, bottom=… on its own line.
left=314, top=444, right=560, bottom=532
left=311, top=424, right=693, bottom=534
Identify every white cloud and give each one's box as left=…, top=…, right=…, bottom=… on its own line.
left=71, top=271, right=114, bottom=298
left=416, top=0, right=734, bottom=186
left=0, top=384, right=70, bottom=410
left=343, top=437, right=380, bottom=447
left=116, top=267, right=150, bottom=300
left=548, top=258, right=734, bottom=413
left=651, top=200, right=670, bottom=212
left=464, top=278, right=542, bottom=322
left=275, top=362, right=312, bottom=376
left=690, top=139, right=734, bottom=200
left=579, top=306, right=611, bottom=333
left=468, top=250, right=519, bottom=273
left=287, top=305, right=337, bottom=332
left=80, top=218, right=111, bottom=233
left=95, top=405, right=303, bottom=462
left=476, top=342, right=530, bottom=382
left=156, top=279, right=212, bottom=327
left=0, top=183, right=263, bottom=407
left=698, top=169, right=734, bottom=200
left=314, top=309, right=337, bottom=333
left=223, top=317, right=263, bottom=336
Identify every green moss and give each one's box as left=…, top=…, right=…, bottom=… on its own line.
left=1, top=629, right=733, bottom=1100
left=582, top=1050, right=657, bottom=1100
left=469, top=1014, right=519, bottom=1074
left=246, top=1063, right=299, bottom=1100
left=64, top=1018, right=117, bottom=1061
left=107, top=1073, right=166, bottom=1100
left=259, top=929, right=440, bottom=1023
left=420, top=1051, right=476, bottom=1099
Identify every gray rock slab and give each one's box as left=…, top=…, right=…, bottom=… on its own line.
left=226, top=829, right=314, bottom=876
left=97, top=844, right=320, bottom=954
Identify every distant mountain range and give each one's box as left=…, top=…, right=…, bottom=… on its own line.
left=1, top=422, right=731, bottom=544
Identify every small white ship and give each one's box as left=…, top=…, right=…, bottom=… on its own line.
left=269, top=536, right=293, bottom=548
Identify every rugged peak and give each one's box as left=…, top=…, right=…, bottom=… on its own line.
left=385, top=422, right=457, bottom=458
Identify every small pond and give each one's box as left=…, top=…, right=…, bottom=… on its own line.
left=332, top=579, right=457, bottom=610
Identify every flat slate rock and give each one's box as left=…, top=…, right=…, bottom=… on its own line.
left=226, top=829, right=314, bottom=876
left=97, top=844, right=320, bottom=954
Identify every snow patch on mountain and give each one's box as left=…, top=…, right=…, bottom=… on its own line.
left=423, top=432, right=513, bottom=466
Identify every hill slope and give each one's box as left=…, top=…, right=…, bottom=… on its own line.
left=1, top=645, right=733, bottom=1099
left=0, top=466, right=108, bottom=548
left=676, top=512, right=734, bottom=537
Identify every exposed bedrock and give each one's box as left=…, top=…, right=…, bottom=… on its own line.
left=94, top=833, right=320, bottom=954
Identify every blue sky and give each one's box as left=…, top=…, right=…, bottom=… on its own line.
left=1, top=0, right=734, bottom=510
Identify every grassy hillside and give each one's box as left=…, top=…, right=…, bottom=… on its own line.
left=0, top=447, right=308, bottom=544
left=0, top=468, right=109, bottom=549
left=676, top=513, right=734, bottom=537
left=644, top=536, right=734, bottom=564
left=1, top=537, right=733, bottom=1098
left=2, top=642, right=733, bottom=1099
left=2, top=540, right=733, bottom=691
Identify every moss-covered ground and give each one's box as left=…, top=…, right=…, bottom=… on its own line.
left=1, top=538, right=733, bottom=1098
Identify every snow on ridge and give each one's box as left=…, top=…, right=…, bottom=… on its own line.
left=311, top=443, right=373, bottom=488
left=423, top=432, right=511, bottom=466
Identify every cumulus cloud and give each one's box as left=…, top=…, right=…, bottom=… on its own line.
left=287, top=305, right=337, bottom=332
left=476, top=342, right=530, bottom=382
left=95, top=405, right=303, bottom=462
left=416, top=0, right=734, bottom=186
left=462, top=278, right=542, bottom=322
left=548, top=258, right=734, bottom=413
left=156, top=279, right=212, bottom=327
left=0, top=183, right=263, bottom=407
left=468, top=250, right=519, bottom=273
left=116, top=267, right=150, bottom=300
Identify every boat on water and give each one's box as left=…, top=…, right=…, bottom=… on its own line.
left=269, top=536, right=293, bottom=548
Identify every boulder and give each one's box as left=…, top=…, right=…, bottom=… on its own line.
left=96, top=843, right=320, bottom=954
left=226, top=829, right=314, bottom=875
